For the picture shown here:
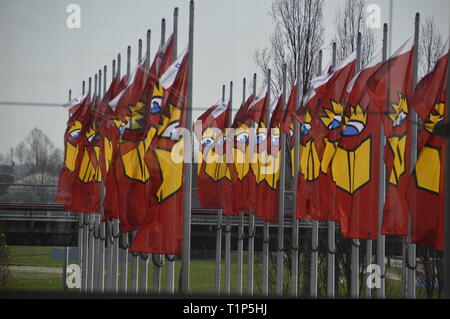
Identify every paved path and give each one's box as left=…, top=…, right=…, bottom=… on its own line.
left=8, top=265, right=62, bottom=278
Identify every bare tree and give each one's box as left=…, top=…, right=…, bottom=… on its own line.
left=14, top=141, right=26, bottom=165
left=331, top=0, right=376, bottom=68
left=254, top=0, right=324, bottom=101
left=419, top=17, right=444, bottom=80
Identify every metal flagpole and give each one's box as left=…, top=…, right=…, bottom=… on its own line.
left=105, top=59, right=115, bottom=292
left=119, top=46, right=132, bottom=294
left=166, top=7, right=179, bottom=294
left=327, top=43, right=337, bottom=298
left=63, top=89, right=72, bottom=292
left=262, top=69, right=271, bottom=296
left=152, top=21, right=165, bottom=294
left=248, top=73, right=257, bottom=296
left=87, top=74, right=98, bottom=293
left=130, top=39, right=143, bottom=295
left=93, top=69, right=102, bottom=293
left=224, top=82, right=233, bottom=295
left=100, top=64, right=107, bottom=293
left=215, top=84, right=226, bottom=295
left=444, top=8, right=450, bottom=298
left=139, top=29, right=151, bottom=295
left=291, top=39, right=301, bottom=297
left=111, top=55, right=121, bottom=293
left=236, top=78, right=246, bottom=296
left=310, top=51, right=322, bottom=298
left=276, top=63, right=287, bottom=296
left=181, top=0, right=195, bottom=294
left=406, top=12, right=420, bottom=299
left=351, top=33, right=362, bottom=299
left=77, top=81, right=85, bottom=293
left=377, top=23, right=388, bottom=299
left=81, top=79, right=91, bottom=293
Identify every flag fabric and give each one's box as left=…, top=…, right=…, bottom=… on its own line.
left=295, top=88, right=323, bottom=221
left=367, top=37, right=415, bottom=236
left=104, top=36, right=175, bottom=233
left=130, top=49, right=189, bottom=255
left=227, top=94, right=255, bottom=215
left=195, top=99, right=231, bottom=209
left=253, top=94, right=284, bottom=223
left=308, top=52, right=357, bottom=222
left=245, top=88, right=270, bottom=219
left=333, top=52, right=384, bottom=240
left=407, top=42, right=448, bottom=250
left=55, top=95, right=102, bottom=214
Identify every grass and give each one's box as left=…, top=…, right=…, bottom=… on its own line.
left=0, top=245, right=444, bottom=298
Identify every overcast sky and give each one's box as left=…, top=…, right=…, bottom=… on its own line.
left=0, top=0, right=449, bottom=154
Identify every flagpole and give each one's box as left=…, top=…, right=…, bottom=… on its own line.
left=111, top=55, right=121, bottom=294
left=106, top=59, right=115, bottom=293
left=153, top=21, right=163, bottom=295
left=64, top=89, right=71, bottom=292
left=351, top=33, right=362, bottom=299
left=224, top=82, right=233, bottom=295
left=215, top=84, right=225, bottom=295
left=262, top=69, right=271, bottom=297
left=181, top=0, right=194, bottom=295
left=444, top=8, right=450, bottom=298
left=140, top=29, right=151, bottom=295
left=105, top=62, right=113, bottom=293
left=86, top=75, right=97, bottom=293
left=376, top=23, right=389, bottom=299
left=248, top=72, right=257, bottom=296
left=310, top=51, right=322, bottom=298
left=93, top=68, right=103, bottom=293
left=161, top=18, right=166, bottom=47
left=236, top=77, right=246, bottom=296
left=119, top=45, right=132, bottom=294
left=81, top=78, right=92, bottom=293
left=166, top=7, right=179, bottom=294
left=129, top=39, right=143, bottom=295
left=100, top=65, right=107, bottom=293
left=93, top=72, right=100, bottom=293
left=77, top=80, right=85, bottom=293
left=290, top=36, right=301, bottom=297
left=276, top=63, right=287, bottom=296
left=406, top=12, right=420, bottom=299
left=87, top=75, right=97, bottom=293
left=327, top=44, right=337, bottom=298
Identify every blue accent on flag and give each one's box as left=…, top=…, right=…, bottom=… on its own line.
left=329, top=120, right=341, bottom=130
left=342, top=125, right=359, bottom=136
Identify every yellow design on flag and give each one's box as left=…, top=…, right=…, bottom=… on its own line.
left=65, top=120, right=82, bottom=172
left=388, top=135, right=407, bottom=185
left=332, top=138, right=371, bottom=194
left=424, top=103, right=445, bottom=134
left=155, top=104, right=184, bottom=202
left=387, top=94, right=409, bottom=127
left=415, top=146, right=441, bottom=194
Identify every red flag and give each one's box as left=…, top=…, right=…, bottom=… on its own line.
left=195, top=100, right=232, bottom=209
left=245, top=89, right=270, bottom=217
left=309, top=52, right=357, bottom=221
left=55, top=96, right=102, bottom=214
left=253, top=94, right=284, bottom=222
left=333, top=52, right=384, bottom=239
left=367, top=37, right=415, bottom=236
left=407, top=42, right=448, bottom=250
left=104, top=36, right=175, bottom=230
left=227, top=95, right=254, bottom=215
left=109, top=59, right=148, bottom=121
left=295, top=88, right=323, bottom=221
left=130, top=50, right=189, bottom=255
